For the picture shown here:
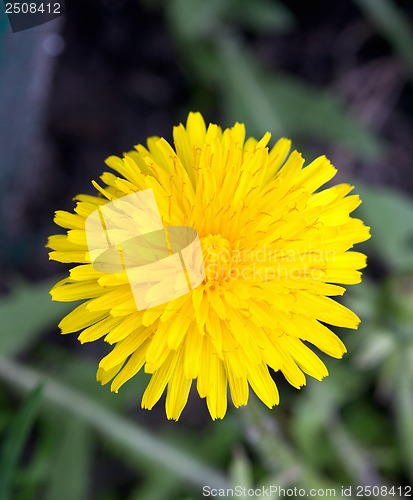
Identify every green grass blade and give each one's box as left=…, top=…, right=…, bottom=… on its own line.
left=0, top=279, right=72, bottom=357
left=355, top=184, right=413, bottom=271
left=0, top=384, right=43, bottom=500
left=0, top=356, right=231, bottom=492
left=355, top=0, right=413, bottom=77
left=395, top=354, right=413, bottom=482
left=216, top=36, right=381, bottom=158
left=44, top=419, right=92, bottom=500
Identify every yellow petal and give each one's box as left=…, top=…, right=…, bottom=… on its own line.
left=111, top=339, right=149, bottom=393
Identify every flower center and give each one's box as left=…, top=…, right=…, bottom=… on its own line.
left=200, top=234, right=233, bottom=282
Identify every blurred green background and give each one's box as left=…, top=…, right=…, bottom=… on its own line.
left=1, top=0, right=413, bottom=498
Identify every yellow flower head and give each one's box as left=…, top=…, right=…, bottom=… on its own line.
left=48, top=112, right=370, bottom=420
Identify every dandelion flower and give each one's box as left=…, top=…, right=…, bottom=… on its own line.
left=48, top=112, right=370, bottom=420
